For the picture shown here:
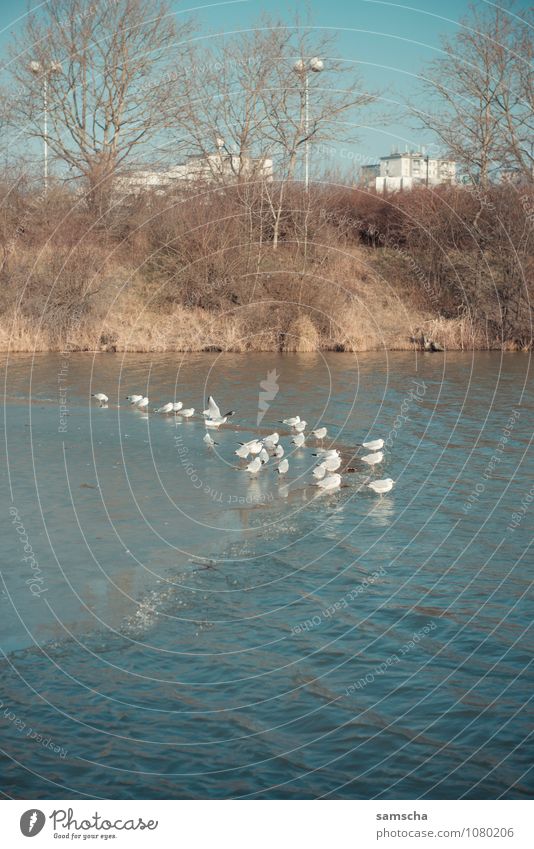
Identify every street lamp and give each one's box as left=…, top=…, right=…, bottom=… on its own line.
left=30, top=60, right=62, bottom=193
left=293, top=56, right=324, bottom=191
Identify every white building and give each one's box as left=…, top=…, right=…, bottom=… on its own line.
left=361, top=151, right=456, bottom=191
left=116, top=152, right=273, bottom=195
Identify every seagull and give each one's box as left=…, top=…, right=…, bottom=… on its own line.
left=203, top=432, right=218, bottom=447
left=154, top=402, right=174, bottom=414
left=263, top=432, right=280, bottom=450
left=278, top=458, right=289, bottom=474
left=126, top=394, right=143, bottom=404
left=177, top=408, right=195, bottom=418
left=245, top=457, right=262, bottom=474
left=235, top=444, right=251, bottom=458
left=294, top=420, right=307, bottom=433
left=291, top=433, right=305, bottom=447
left=136, top=397, right=149, bottom=409
left=274, top=444, right=284, bottom=458
left=367, top=478, right=395, bottom=495
left=248, top=441, right=263, bottom=455
left=172, top=402, right=183, bottom=412
left=315, top=473, right=342, bottom=491
left=323, top=455, right=342, bottom=472
left=312, top=465, right=326, bottom=480
left=281, top=415, right=300, bottom=427
left=259, top=448, right=270, bottom=464
left=311, top=427, right=327, bottom=440
left=362, top=438, right=384, bottom=452
left=361, top=451, right=384, bottom=466
left=92, top=393, right=108, bottom=406
left=203, top=395, right=235, bottom=427
left=313, top=448, right=339, bottom=459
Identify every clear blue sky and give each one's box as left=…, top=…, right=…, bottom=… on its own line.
left=0, top=0, right=530, bottom=169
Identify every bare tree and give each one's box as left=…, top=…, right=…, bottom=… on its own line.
left=412, top=2, right=533, bottom=186
left=8, top=0, right=193, bottom=209
left=177, top=18, right=377, bottom=247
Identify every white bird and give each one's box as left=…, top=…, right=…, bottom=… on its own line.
left=312, top=465, right=326, bottom=480
left=126, top=394, right=143, bottom=404
left=203, top=433, right=217, bottom=447
left=362, top=438, right=384, bottom=452
left=294, top=420, right=307, bottom=433
left=172, top=402, right=183, bottom=412
left=203, top=395, right=221, bottom=418
left=235, top=444, right=251, bottom=459
left=274, top=444, right=284, bottom=459
left=203, top=395, right=235, bottom=427
left=278, top=458, right=289, bottom=474
left=154, top=402, right=174, bottom=414
left=323, top=455, right=342, bottom=472
left=316, top=473, right=342, bottom=490
left=177, top=408, right=195, bottom=418
left=311, top=427, right=328, bottom=440
left=263, top=432, right=280, bottom=450
left=291, top=433, right=305, bottom=447
left=136, top=397, right=149, bottom=409
left=361, top=451, right=384, bottom=466
left=367, top=477, right=395, bottom=495
left=259, top=448, right=270, bottom=464
left=92, top=393, right=108, bottom=406
left=313, top=448, right=340, bottom=459
left=245, top=457, right=262, bottom=474
left=281, top=415, right=300, bottom=427
left=248, top=441, right=263, bottom=455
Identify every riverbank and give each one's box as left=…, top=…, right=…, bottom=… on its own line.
left=1, top=182, right=531, bottom=353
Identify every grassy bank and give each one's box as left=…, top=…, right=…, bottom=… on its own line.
left=1, top=181, right=531, bottom=353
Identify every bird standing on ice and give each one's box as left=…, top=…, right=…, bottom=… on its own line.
left=367, top=478, right=395, bottom=495
left=177, top=408, right=195, bottom=418
left=315, top=473, right=341, bottom=491
left=136, top=397, right=149, bottom=409
left=291, top=433, right=305, bottom=448
left=362, top=438, right=384, bottom=452
left=92, top=393, right=108, bottom=406
left=278, top=459, right=289, bottom=474
left=361, top=451, right=384, bottom=466
left=126, top=394, right=143, bottom=404
left=245, top=457, right=262, bottom=474
left=203, top=433, right=217, bottom=447
left=281, top=415, right=300, bottom=427
left=311, top=427, right=327, bottom=440
left=172, top=402, right=183, bottom=412
left=154, top=402, right=174, bottom=414
left=293, top=420, right=307, bottom=433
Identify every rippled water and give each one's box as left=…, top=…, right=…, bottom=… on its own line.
left=1, top=351, right=532, bottom=799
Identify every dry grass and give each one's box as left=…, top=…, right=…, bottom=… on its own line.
left=0, top=181, right=530, bottom=352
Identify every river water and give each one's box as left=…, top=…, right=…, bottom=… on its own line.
left=1, top=351, right=532, bottom=799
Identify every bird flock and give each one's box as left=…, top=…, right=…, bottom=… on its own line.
left=92, top=393, right=395, bottom=497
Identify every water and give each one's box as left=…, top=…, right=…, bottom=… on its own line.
left=1, top=351, right=532, bottom=799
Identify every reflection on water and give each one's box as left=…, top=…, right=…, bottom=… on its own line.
left=0, top=352, right=533, bottom=799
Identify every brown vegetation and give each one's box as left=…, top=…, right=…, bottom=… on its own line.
left=0, top=179, right=531, bottom=353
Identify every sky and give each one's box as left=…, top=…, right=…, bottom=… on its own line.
left=0, top=0, right=530, bottom=171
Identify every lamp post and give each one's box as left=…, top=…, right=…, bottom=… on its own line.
left=293, top=56, right=324, bottom=191
left=30, top=60, right=62, bottom=193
